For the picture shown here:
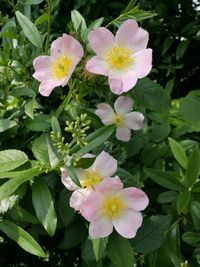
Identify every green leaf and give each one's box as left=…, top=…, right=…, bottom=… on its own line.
left=89, top=17, right=104, bottom=29
left=107, top=233, right=136, bottom=267
left=191, top=201, right=200, bottom=230
left=32, top=133, right=60, bottom=168
left=145, top=169, right=185, bottom=191
left=131, top=215, right=172, bottom=253
left=0, top=219, right=45, bottom=257
left=116, top=168, right=139, bottom=187
left=0, top=119, right=17, bottom=133
left=8, top=205, right=38, bottom=224
left=25, top=114, right=51, bottom=131
left=131, top=78, right=170, bottom=112
left=168, top=137, right=188, bottom=169
left=35, top=13, right=48, bottom=25
left=70, top=125, right=115, bottom=157
left=124, top=0, right=137, bottom=13
left=177, top=191, right=191, bottom=214
left=51, top=116, right=61, bottom=133
left=157, top=191, right=178, bottom=204
left=0, top=149, right=28, bottom=172
left=182, top=232, right=200, bottom=245
left=71, top=10, right=87, bottom=32
left=176, top=41, right=189, bottom=61
left=32, top=179, right=57, bottom=237
left=24, top=98, right=34, bottom=119
left=92, top=238, right=108, bottom=262
left=15, top=11, right=42, bottom=48
left=185, top=146, right=200, bottom=188
left=0, top=168, right=40, bottom=201
left=58, top=188, right=74, bottom=227
left=66, top=166, right=81, bottom=187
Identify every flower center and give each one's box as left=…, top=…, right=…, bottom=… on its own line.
left=111, top=113, right=125, bottom=127
left=51, top=54, right=72, bottom=79
left=81, top=170, right=103, bottom=188
left=106, top=45, right=133, bottom=71
left=102, top=196, right=125, bottom=219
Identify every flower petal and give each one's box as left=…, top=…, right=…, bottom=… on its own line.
left=86, top=56, right=108, bottom=76
left=51, top=34, right=84, bottom=60
left=95, top=176, right=123, bottom=194
left=95, top=103, right=115, bottom=125
left=113, top=210, right=143, bottom=238
left=108, top=74, right=138, bottom=95
left=115, top=19, right=149, bottom=52
left=92, top=151, right=117, bottom=177
left=114, top=96, right=133, bottom=114
left=61, top=167, right=79, bottom=191
left=70, top=188, right=91, bottom=211
left=33, top=56, right=52, bottom=82
left=132, top=49, right=152, bottom=78
left=89, top=217, right=113, bottom=239
left=116, top=126, right=131, bottom=142
left=124, top=112, right=144, bottom=130
left=79, top=190, right=103, bottom=220
left=38, top=79, right=60, bottom=96
left=120, top=187, right=149, bottom=211
left=88, top=27, right=114, bottom=56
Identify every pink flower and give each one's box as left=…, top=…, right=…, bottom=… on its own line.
left=86, top=19, right=152, bottom=94
left=80, top=177, right=149, bottom=239
left=95, top=96, right=144, bottom=142
left=33, top=34, right=84, bottom=96
left=61, top=151, right=117, bottom=210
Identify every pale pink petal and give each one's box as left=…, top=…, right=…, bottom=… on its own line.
left=115, top=19, right=149, bottom=52
left=120, top=188, right=149, bottom=211
left=61, top=167, right=79, bottom=191
left=108, top=74, right=138, bottom=95
left=89, top=217, right=113, bottom=239
left=92, top=151, right=117, bottom=177
left=95, top=177, right=123, bottom=194
left=79, top=191, right=103, bottom=220
left=88, top=28, right=114, bottom=56
left=124, top=112, right=144, bottom=130
left=95, top=103, right=115, bottom=125
left=38, top=79, right=60, bottom=96
left=114, top=96, right=133, bottom=114
left=86, top=56, right=108, bottom=76
left=113, top=210, right=143, bottom=238
left=132, top=49, right=152, bottom=78
left=33, top=56, right=52, bottom=82
left=69, top=188, right=91, bottom=211
left=116, top=126, right=131, bottom=142
left=51, top=34, right=83, bottom=59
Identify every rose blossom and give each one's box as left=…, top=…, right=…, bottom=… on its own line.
left=61, top=151, right=117, bottom=210
left=86, top=19, right=152, bottom=94
left=33, top=34, right=83, bottom=96
left=95, top=96, right=144, bottom=142
left=80, top=177, right=149, bottom=239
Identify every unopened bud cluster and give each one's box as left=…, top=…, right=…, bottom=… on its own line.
left=65, top=113, right=91, bottom=147
left=51, top=131, right=70, bottom=157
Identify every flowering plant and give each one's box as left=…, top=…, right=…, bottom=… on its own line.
left=0, top=1, right=199, bottom=266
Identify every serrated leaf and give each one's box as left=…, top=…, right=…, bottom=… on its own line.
left=131, top=215, right=172, bottom=253
left=51, top=116, right=61, bottom=133
left=0, top=168, right=40, bottom=201
left=15, top=11, right=42, bottom=48
left=71, top=10, right=87, bottom=32
left=145, top=169, right=185, bottom=191
left=70, top=125, right=115, bottom=157
left=168, top=137, right=188, bottom=169
left=0, top=219, right=45, bottom=257
left=25, top=114, right=51, bottom=131
left=177, top=191, right=191, bottom=214
left=89, top=17, right=104, bottom=29
left=32, top=179, right=57, bottom=236
left=107, top=233, right=136, bottom=267
left=0, top=149, right=28, bottom=172
left=185, top=146, right=200, bottom=188
left=0, top=119, right=17, bottom=133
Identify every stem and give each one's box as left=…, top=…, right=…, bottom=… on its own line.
left=45, top=0, right=52, bottom=54
left=54, top=80, right=75, bottom=118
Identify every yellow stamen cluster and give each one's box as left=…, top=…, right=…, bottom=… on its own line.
left=111, top=113, right=125, bottom=127
left=106, top=45, right=133, bottom=71
left=51, top=54, right=72, bottom=79
left=102, top=196, right=125, bottom=219
left=81, top=170, right=103, bottom=188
